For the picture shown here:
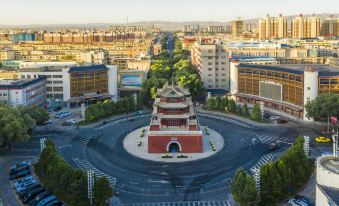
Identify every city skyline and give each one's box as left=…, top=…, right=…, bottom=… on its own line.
left=1, top=0, right=339, bottom=25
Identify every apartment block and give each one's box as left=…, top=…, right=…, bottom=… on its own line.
left=259, top=14, right=288, bottom=39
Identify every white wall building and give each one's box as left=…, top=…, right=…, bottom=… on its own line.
left=19, top=61, right=77, bottom=69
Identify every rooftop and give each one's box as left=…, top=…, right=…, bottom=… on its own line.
left=239, top=64, right=339, bottom=76
left=0, top=78, right=45, bottom=89
left=69, top=64, right=108, bottom=73
left=157, top=83, right=190, bottom=97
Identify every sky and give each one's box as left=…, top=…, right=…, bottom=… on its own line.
left=1, top=0, right=339, bottom=25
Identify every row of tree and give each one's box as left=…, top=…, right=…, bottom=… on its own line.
left=85, top=96, right=138, bottom=123
left=231, top=137, right=314, bottom=206
left=0, top=105, right=50, bottom=150
left=205, top=97, right=262, bottom=122
left=35, top=140, right=112, bottom=206
left=140, top=34, right=205, bottom=105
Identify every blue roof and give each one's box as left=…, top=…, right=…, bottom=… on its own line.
left=238, top=64, right=304, bottom=75
left=0, top=77, right=46, bottom=89
left=69, top=64, right=108, bottom=73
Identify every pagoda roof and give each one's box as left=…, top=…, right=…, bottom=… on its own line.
left=155, top=102, right=190, bottom=108
left=157, top=83, right=190, bottom=98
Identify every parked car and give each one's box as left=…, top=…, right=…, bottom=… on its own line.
left=268, top=142, right=280, bottom=150
left=294, top=195, right=312, bottom=205
left=10, top=161, right=31, bottom=172
left=315, top=136, right=331, bottom=143
left=13, top=178, right=36, bottom=190
left=263, top=113, right=270, bottom=119
left=10, top=170, right=31, bottom=180
left=15, top=181, right=38, bottom=194
left=12, top=176, right=34, bottom=188
left=17, top=183, right=41, bottom=198
left=36, top=195, right=57, bottom=206
left=10, top=165, right=30, bottom=176
left=288, top=197, right=310, bottom=206
left=66, top=119, right=77, bottom=124
left=22, top=187, right=46, bottom=204
left=28, top=191, right=52, bottom=206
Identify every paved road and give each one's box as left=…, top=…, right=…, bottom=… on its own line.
left=1, top=111, right=330, bottom=205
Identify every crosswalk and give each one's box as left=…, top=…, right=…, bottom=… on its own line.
left=95, top=114, right=151, bottom=131
left=255, top=135, right=293, bottom=145
left=249, top=154, right=273, bottom=174
left=72, top=158, right=116, bottom=187
left=120, top=200, right=234, bottom=206
left=197, top=113, right=253, bottom=129
left=76, top=136, right=91, bottom=145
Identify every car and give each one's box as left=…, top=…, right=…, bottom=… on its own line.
left=15, top=180, right=38, bottom=193
left=22, top=187, right=46, bottom=204
left=45, top=199, right=62, bottom=206
left=13, top=178, right=36, bottom=190
left=61, top=121, right=73, bottom=126
left=315, top=136, right=331, bottom=143
left=10, top=161, right=31, bottom=172
left=36, top=195, right=57, bottom=206
left=66, top=119, right=77, bottom=124
left=10, top=165, right=30, bottom=176
left=269, top=116, right=281, bottom=121
left=268, top=142, right=280, bottom=150
left=10, top=170, right=31, bottom=180
left=288, top=198, right=310, bottom=206
left=28, top=191, right=52, bottom=206
left=18, top=183, right=41, bottom=197
left=295, top=195, right=312, bottom=205
left=12, top=175, right=34, bottom=188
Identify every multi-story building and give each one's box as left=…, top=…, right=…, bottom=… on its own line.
left=0, top=50, right=15, bottom=61
left=258, top=14, right=288, bottom=39
left=232, top=18, right=244, bottom=37
left=148, top=84, right=203, bottom=153
left=207, top=26, right=224, bottom=33
left=321, top=15, right=339, bottom=37
left=315, top=156, right=339, bottom=205
left=63, top=64, right=118, bottom=105
left=183, top=24, right=200, bottom=33
left=230, top=62, right=339, bottom=120
left=19, top=61, right=77, bottom=69
left=292, top=14, right=320, bottom=39
left=0, top=78, right=46, bottom=107
left=0, top=70, right=20, bottom=80
left=191, top=40, right=230, bottom=92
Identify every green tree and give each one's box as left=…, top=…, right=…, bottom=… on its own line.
left=21, top=105, right=49, bottom=125
left=0, top=107, right=35, bottom=149
left=206, top=97, right=216, bottom=110
left=250, top=104, right=262, bottom=122
left=115, top=99, right=125, bottom=113
left=227, top=99, right=237, bottom=113
left=93, top=177, right=113, bottom=206
left=243, top=103, right=250, bottom=117
left=305, top=93, right=339, bottom=131
left=231, top=168, right=259, bottom=206
left=220, top=97, right=229, bottom=111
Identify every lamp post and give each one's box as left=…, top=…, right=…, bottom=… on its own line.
left=87, top=170, right=94, bottom=206
left=253, top=168, right=261, bottom=197
left=303, top=136, right=310, bottom=158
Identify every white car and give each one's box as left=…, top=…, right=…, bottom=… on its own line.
left=66, top=119, right=77, bottom=124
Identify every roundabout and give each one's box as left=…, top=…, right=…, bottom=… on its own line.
left=66, top=111, right=297, bottom=203
left=123, top=126, right=224, bottom=162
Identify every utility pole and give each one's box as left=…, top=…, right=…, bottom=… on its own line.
left=87, top=170, right=94, bottom=206
left=40, top=137, right=47, bottom=153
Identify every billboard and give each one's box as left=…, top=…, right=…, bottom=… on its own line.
left=121, top=75, right=142, bottom=87
left=259, top=81, right=282, bottom=101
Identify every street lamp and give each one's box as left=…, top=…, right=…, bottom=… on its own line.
left=303, top=136, right=310, bottom=158
left=40, top=138, right=47, bottom=153
left=253, top=168, right=261, bottom=197
left=332, top=134, right=338, bottom=158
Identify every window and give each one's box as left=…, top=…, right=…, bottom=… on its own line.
left=208, top=49, right=213, bottom=53
left=307, top=87, right=310, bottom=91
left=53, top=75, right=62, bottom=78
left=208, top=57, right=213, bottom=59
left=208, top=68, right=213, bottom=71
left=208, top=62, right=212, bottom=65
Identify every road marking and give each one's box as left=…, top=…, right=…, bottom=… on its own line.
left=72, top=158, right=117, bottom=187
left=197, top=113, right=254, bottom=129
left=94, top=114, right=151, bottom=131
left=250, top=154, right=273, bottom=174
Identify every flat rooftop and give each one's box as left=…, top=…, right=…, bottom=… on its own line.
left=239, top=64, right=339, bottom=76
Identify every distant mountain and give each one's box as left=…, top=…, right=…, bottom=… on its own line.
left=0, top=13, right=338, bottom=31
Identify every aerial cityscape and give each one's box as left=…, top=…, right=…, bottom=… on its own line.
left=0, top=0, right=339, bottom=206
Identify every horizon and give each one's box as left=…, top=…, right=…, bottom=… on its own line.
left=1, top=0, right=339, bottom=25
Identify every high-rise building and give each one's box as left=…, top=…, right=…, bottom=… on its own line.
left=191, top=39, right=230, bottom=91
left=259, top=14, right=288, bottom=39
left=232, top=18, right=244, bottom=37
left=292, top=14, right=320, bottom=39
left=321, top=15, right=339, bottom=37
